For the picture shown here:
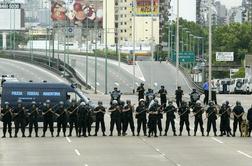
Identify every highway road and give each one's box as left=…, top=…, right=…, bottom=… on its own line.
left=0, top=57, right=252, bottom=166
left=9, top=50, right=193, bottom=94
left=0, top=58, right=67, bottom=83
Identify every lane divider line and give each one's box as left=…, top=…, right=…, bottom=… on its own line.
left=75, top=149, right=81, bottom=156
left=66, top=137, right=72, bottom=143
left=237, top=150, right=252, bottom=159
left=211, top=137, right=224, bottom=144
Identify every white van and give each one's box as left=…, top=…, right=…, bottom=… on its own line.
left=229, top=78, right=251, bottom=94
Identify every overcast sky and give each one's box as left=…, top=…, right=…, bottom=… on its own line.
left=170, top=0, right=242, bottom=21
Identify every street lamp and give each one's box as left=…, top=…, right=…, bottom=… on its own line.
left=208, top=0, right=212, bottom=101
left=176, top=0, right=180, bottom=89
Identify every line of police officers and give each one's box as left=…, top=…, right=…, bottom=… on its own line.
left=1, top=86, right=252, bottom=138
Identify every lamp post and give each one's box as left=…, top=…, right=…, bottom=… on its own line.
left=105, top=0, right=108, bottom=94
left=208, top=0, right=212, bottom=101
left=176, top=0, right=180, bottom=89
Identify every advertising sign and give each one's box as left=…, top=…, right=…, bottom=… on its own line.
left=51, top=0, right=103, bottom=28
left=135, top=0, right=159, bottom=16
left=216, top=52, right=234, bottom=62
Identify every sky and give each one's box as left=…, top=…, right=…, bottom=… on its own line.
left=170, top=0, right=243, bottom=22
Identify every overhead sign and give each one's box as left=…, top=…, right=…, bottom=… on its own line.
left=172, top=51, right=196, bottom=63
left=0, top=3, right=21, bottom=9
left=216, top=52, right=234, bottom=61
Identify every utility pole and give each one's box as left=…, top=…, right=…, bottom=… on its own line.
left=176, top=0, right=180, bottom=89
left=208, top=0, right=212, bottom=101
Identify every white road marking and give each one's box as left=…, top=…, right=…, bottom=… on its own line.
left=237, top=150, right=252, bottom=159
left=84, top=164, right=88, bottom=166
left=176, top=164, right=181, bottom=166
left=66, top=137, right=72, bottom=143
left=75, top=149, right=81, bottom=156
left=211, top=137, right=224, bottom=144
left=156, top=148, right=160, bottom=152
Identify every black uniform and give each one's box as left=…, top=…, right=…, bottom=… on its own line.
left=1, top=107, right=12, bottom=138
left=145, top=89, right=155, bottom=107
left=122, top=104, right=135, bottom=136
left=86, top=106, right=93, bottom=136
left=137, top=85, right=145, bottom=101
left=247, top=108, right=252, bottom=137
left=109, top=105, right=121, bottom=136
left=42, top=105, right=54, bottom=137
left=94, top=106, right=106, bottom=135
left=78, top=104, right=88, bottom=137
left=56, top=105, right=67, bottom=137
left=178, top=104, right=190, bottom=136
left=135, top=104, right=147, bottom=136
left=158, top=88, right=167, bottom=107
left=206, top=106, right=217, bottom=136
left=28, top=106, right=39, bottom=137
left=13, top=105, right=26, bottom=137
left=232, top=105, right=244, bottom=136
left=175, top=89, right=183, bottom=108
left=68, top=103, right=79, bottom=137
left=219, top=105, right=231, bottom=136
left=110, top=90, right=122, bottom=104
left=164, top=105, right=177, bottom=136
left=148, top=104, right=158, bottom=137
left=193, top=105, right=204, bottom=136
left=156, top=105, right=163, bottom=136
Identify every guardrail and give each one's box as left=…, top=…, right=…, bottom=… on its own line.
left=0, top=51, right=91, bottom=90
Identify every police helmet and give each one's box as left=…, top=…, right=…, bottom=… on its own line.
left=112, top=100, right=118, bottom=105
left=59, top=101, right=64, bottom=105
left=31, top=101, right=36, bottom=105
left=182, top=101, right=187, bottom=106
left=140, top=83, right=144, bottom=86
left=46, top=100, right=50, bottom=103
left=80, top=102, right=86, bottom=106
left=236, top=101, right=241, bottom=106
left=226, top=101, right=229, bottom=106
left=178, top=86, right=181, bottom=89
left=17, top=99, right=22, bottom=103
left=4, top=102, right=9, bottom=105
left=98, top=101, right=103, bottom=105
left=154, top=99, right=158, bottom=103
left=196, top=100, right=201, bottom=105
left=114, top=87, right=118, bottom=90
left=161, top=85, right=164, bottom=88
left=209, top=101, right=214, bottom=106
left=193, top=88, right=196, bottom=92
left=168, top=100, right=173, bottom=105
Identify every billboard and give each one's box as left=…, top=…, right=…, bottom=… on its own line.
left=216, top=52, right=234, bottom=62
left=51, top=0, right=103, bottom=28
left=135, top=0, right=159, bottom=16
left=0, top=3, right=23, bottom=30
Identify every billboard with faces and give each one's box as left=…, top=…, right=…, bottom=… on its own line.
left=51, top=0, right=103, bottom=28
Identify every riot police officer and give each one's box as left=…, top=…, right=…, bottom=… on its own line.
left=1, top=102, right=12, bottom=138
left=206, top=101, right=217, bottom=137
left=232, top=101, right=244, bottom=137
left=13, top=100, right=26, bottom=137
left=137, top=83, right=145, bottom=101
left=86, top=105, right=93, bottom=136
left=178, top=101, right=190, bottom=136
left=68, top=100, right=79, bottom=137
left=163, top=101, right=177, bottom=136
left=219, top=101, right=232, bottom=137
left=28, top=101, right=39, bottom=137
left=158, top=85, right=167, bottom=107
left=157, top=103, right=164, bottom=136
left=145, top=88, right=155, bottom=107
left=122, top=100, right=135, bottom=136
left=94, top=101, right=106, bottom=136
left=110, top=87, right=122, bottom=105
left=42, top=100, right=55, bottom=137
left=190, top=89, right=200, bottom=108
left=148, top=99, right=159, bottom=137
left=192, top=100, right=205, bottom=136
left=55, top=101, right=67, bottom=137
left=78, top=102, right=88, bottom=137
left=135, top=99, right=147, bottom=136
left=175, top=86, right=184, bottom=108
left=108, top=100, right=121, bottom=136
left=247, top=105, right=252, bottom=137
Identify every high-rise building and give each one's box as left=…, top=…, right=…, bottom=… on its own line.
left=242, top=0, right=252, bottom=23
left=196, top=0, right=218, bottom=26
left=228, top=6, right=243, bottom=24
left=215, top=1, right=227, bottom=25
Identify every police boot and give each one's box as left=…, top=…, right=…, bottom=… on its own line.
left=35, top=133, right=39, bottom=137
left=9, top=133, right=12, bottom=138
left=219, top=132, right=223, bottom=137
left=83, top=134, right=87, bottom=137
left=232, top=132, right=236, bottom=137
left=41, top=132, right=45, bottom=137
left=144, top=133, right=147, bottom=136
left=68, top=133, right=72, bottom=137
left=88, top=132, right=91, bottom=137
left=51, top=132, right=54, bottom=137
left=227, top=132, right=230, bottom=137
left=2, top=134, right=6, bottom=138
left=148, top=133, right=151, bottom=137
left=109, top=131, right=113, bottom=136
left=163, top=132, right=167, bottom=136
left=154, top=134, right=158, bottom=138
left=118, top=132, right=121, bottom=136
left=22, top=133, right=26, bottom=138
left=14, top=133, right=18, bottom=138
left=179, top=132, right=182, bottom=136
left=56, top=132, right=60, bottom=137
left=102, top=132, right=107, bottom=136
left=28, top=133, right=32, bottom=137
left=202, top=132, right=205, bottom=137
left=214, top=132, right=217, bottom=137
left=93, top=132, right=97, bottom=136
left=248, top=131, right=251, bottom=137
left=173, top=132, right=177, bottom=136
left=188, top=131, right=191, bottom=136
left=194, top=131, right=196, bottom=136
left=159, top=131, right=162, bottom=136
left=137, top=132, right=140, bottom=136
left=63, top=133, right=66, bottom=137
left=206, top=132, right=209, bottom=137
